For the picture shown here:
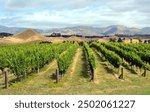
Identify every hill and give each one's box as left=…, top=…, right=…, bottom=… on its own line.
left=43, top=25, right=150, bottom=36
left=0, top=25, right=150, bottom=36
left=102, top=25, right=141, bottom=35
left=43, top=26, right=103, bottom=36
left=13, top=29, right=46, bottom=42
left=141, top=27, right=150, bottom=34
left=0, top=25, right=43, bottom=34
left=0, top=29, right=46, bottom=44
left=14, top=29, right=43, bottom=39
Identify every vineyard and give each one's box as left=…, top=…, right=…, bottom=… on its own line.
left=0, top=42, right=150, bottom=94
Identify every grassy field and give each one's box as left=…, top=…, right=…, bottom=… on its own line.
left=0, top=47, right=150, bottom=95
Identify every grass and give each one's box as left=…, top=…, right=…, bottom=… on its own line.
left=0, top=47, right=150, bottom=95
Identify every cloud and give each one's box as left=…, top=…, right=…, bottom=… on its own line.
left=5, top=0, right=100, bottom=11
left=0, top=0, right=149, bottom=28
left=107, top=0, right=150, bottom=13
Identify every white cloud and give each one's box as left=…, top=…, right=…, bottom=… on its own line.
left=0, top=0, right=150, bottom=28
left=5, top=0, right=100, bottom=11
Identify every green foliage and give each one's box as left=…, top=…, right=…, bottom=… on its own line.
left=102, top=42, right=145, bottom=68
left=0, top=43, right=69, bottom=78
left=83, top=43, right=96, bottom=70
left=56, top=43, right=79, bottom=74
left=91, top=42, right=122, bottom=68
left=110, top=43, right=150, bottom=64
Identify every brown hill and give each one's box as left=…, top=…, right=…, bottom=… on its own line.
left=0, top=29, right=46, bottom=44
left=13, top=29, right=45, bottom=42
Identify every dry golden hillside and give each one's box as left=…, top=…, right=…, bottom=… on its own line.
left=14, top=29, right=46, bottom=42
left=0, top=29, right=46, bottom=44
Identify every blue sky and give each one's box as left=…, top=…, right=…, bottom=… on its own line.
left=0, top=0, right=150, bottom=29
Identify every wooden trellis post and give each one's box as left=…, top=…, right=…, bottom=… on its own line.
left=4, top=71, right=8, bottom=89
left=119, top=67, right=124, bottom=79
left=141, top=67, right=147, bottom=77
left=91, top=68, right=94, bottom=81
left=56, top=69, right=59, bottom=83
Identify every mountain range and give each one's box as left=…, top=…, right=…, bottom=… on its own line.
left=0, top=25, right=42, bottom=34
left=0, top=25, right=150, bottom=36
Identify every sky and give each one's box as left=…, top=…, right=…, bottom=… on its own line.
left=0, top=0, right=150, bottom=29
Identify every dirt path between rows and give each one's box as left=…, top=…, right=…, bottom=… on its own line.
left=67, top=48, right=80, bottom=78
left=26, top=60, right=57, bottom=84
